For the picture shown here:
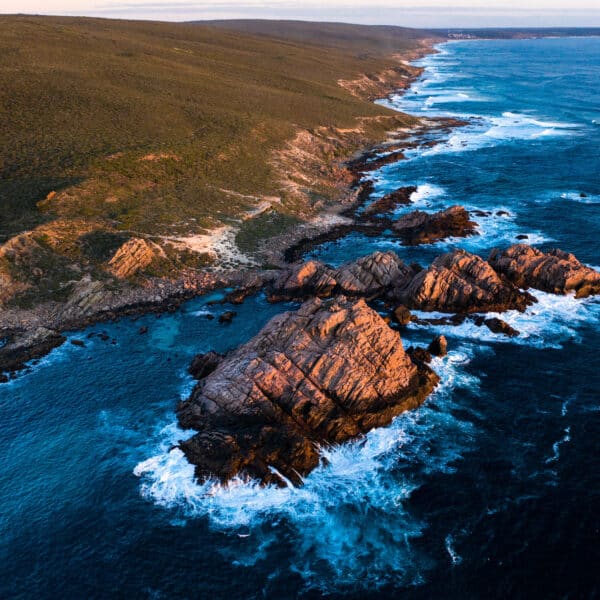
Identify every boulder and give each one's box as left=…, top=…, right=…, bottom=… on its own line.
left=393, top=304, right=412, bottom=326
left=392, top=206, right=478, bottom=245
left=177, top=297, right=439, bottom=486
left=483, top=317, right=519, bottom=338
left=488, top=244, right=600, bottom=298
left=396, top=249, right=534, bottom=313
left=428, top=335, right=448, bottom=357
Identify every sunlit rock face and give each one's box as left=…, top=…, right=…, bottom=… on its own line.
left=177, top=296, right=439, bottom=486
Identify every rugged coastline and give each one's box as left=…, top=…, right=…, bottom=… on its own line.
left=0, top=38, right=443, bottom=379
left=4, top=29, right=598, bottom=489
left=176, top=242, right=600, bottom=483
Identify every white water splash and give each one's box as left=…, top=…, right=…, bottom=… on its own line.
left=410, top=290, right=600, bottom=350
left=134, top=350, right=479, bottom=588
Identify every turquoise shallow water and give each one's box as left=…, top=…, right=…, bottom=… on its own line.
left=1, top=38, right=599, bottom=599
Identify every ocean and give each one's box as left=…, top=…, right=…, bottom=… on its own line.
left=1, top=37, right=599, bottom=599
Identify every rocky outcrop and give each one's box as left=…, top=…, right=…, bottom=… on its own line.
left=108, top=238, right=161, bottom=279
left=396, top=249, right=534, bottom=313
left=0, top=327, right=66, bottom=376
left=488, top=244, right=600, bottom=298
left=393, top=304, right=412, bottom=326
left=428, top=335, right=448, bottom=357
left=392, top=206, right=478, bottom=245
left=334, top=252, right=417, bottom=297
left=268, top=251, right=418, bottom=302
left=363, top=186, right=416, bottom=216
left=482, top=317, right=519, bottom=338
left=177, top=297, right=439, bottom=486
left=268, top=260, right=337, bottom=301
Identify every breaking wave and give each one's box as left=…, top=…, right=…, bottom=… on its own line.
left=134, top=351, right=479, bottom=590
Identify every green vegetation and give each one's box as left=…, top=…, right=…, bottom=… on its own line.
left=0, top=16, right=427, bottom=239
left=235, top=210, right=302, bottom=254
left=0, top=16, right=428, bottom=308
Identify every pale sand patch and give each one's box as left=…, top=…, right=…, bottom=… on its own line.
left=310, top=213, right=353, bottom=228
left=168, top=227, right=259, bottom=271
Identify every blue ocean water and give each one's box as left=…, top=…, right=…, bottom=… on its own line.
left=1, top=38, right=599, bottom=599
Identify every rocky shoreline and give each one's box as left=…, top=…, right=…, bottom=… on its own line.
left=0, top=42, right=442, bottom=380
left=177, top=244, right=600, bottom=484
left=3, top=37, right=600, bottom=487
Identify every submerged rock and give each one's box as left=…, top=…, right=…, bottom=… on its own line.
left=218, top=311, right=237, bottom=324
left=488, top=244, right=600, bottom=298
left=396, top=249, right=534, bottom=313
left=177, top=297, right=439, bottom=486
left=392, top=206, right=478, bottom=245
left=268, top=251, right=417, bottom=302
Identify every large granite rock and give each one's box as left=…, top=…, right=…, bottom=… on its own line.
left=334, top=251, right=417, bottom=297
left=268, top=251, right=418, bottom=302
left=488, top=244, right=600, bottom=298
left=108, top=238, right=161, bottom=278
left=177, top=297, right=439, bottom=486
left=268, top=260, right=337, bottom=301
left=392, top=206, right=478, bottom=245
left=396, top=249, right=534, bottom=313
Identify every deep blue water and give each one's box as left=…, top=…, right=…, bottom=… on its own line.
left=1, top=38, right=600, bottom=599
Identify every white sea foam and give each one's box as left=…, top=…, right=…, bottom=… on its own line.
left=418, top=111, right=581, bottom=158
left=422, top=89, right=485, bottom=108
left=409, top=183, right=447, bottom=207
left=190, top=309, right=213, bottom=318
left=445, top=534, right=463, bottom=565
left=544, top=426, right=571, bottom=464
left=134, top=350, right=479, bottom=588
left=410, top=290, right=600, bottom=350
left=559, top=191, right=600, bottom=204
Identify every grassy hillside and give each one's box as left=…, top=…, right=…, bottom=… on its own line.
left=0, top=16, right=428, bottom=308
left=202, top=20, right=432, bottom=52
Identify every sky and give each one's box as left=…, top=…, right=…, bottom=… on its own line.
left=4, top=0, right=600, bottom=28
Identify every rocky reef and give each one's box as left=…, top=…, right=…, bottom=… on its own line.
left=267, top=251, right=418, bottom=302
left=177, top=297, right=439, bottom=486
left=174, top=243, right=600, bottom=485
left=0, top=328, right=66, bottom=380
left=363, top=186, right=416, bottom=216
left=394, top=249, right=535, bottom=313
left=489, top=244, right=600, bottom=298
left=392, top=206, right=478, bottom=245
